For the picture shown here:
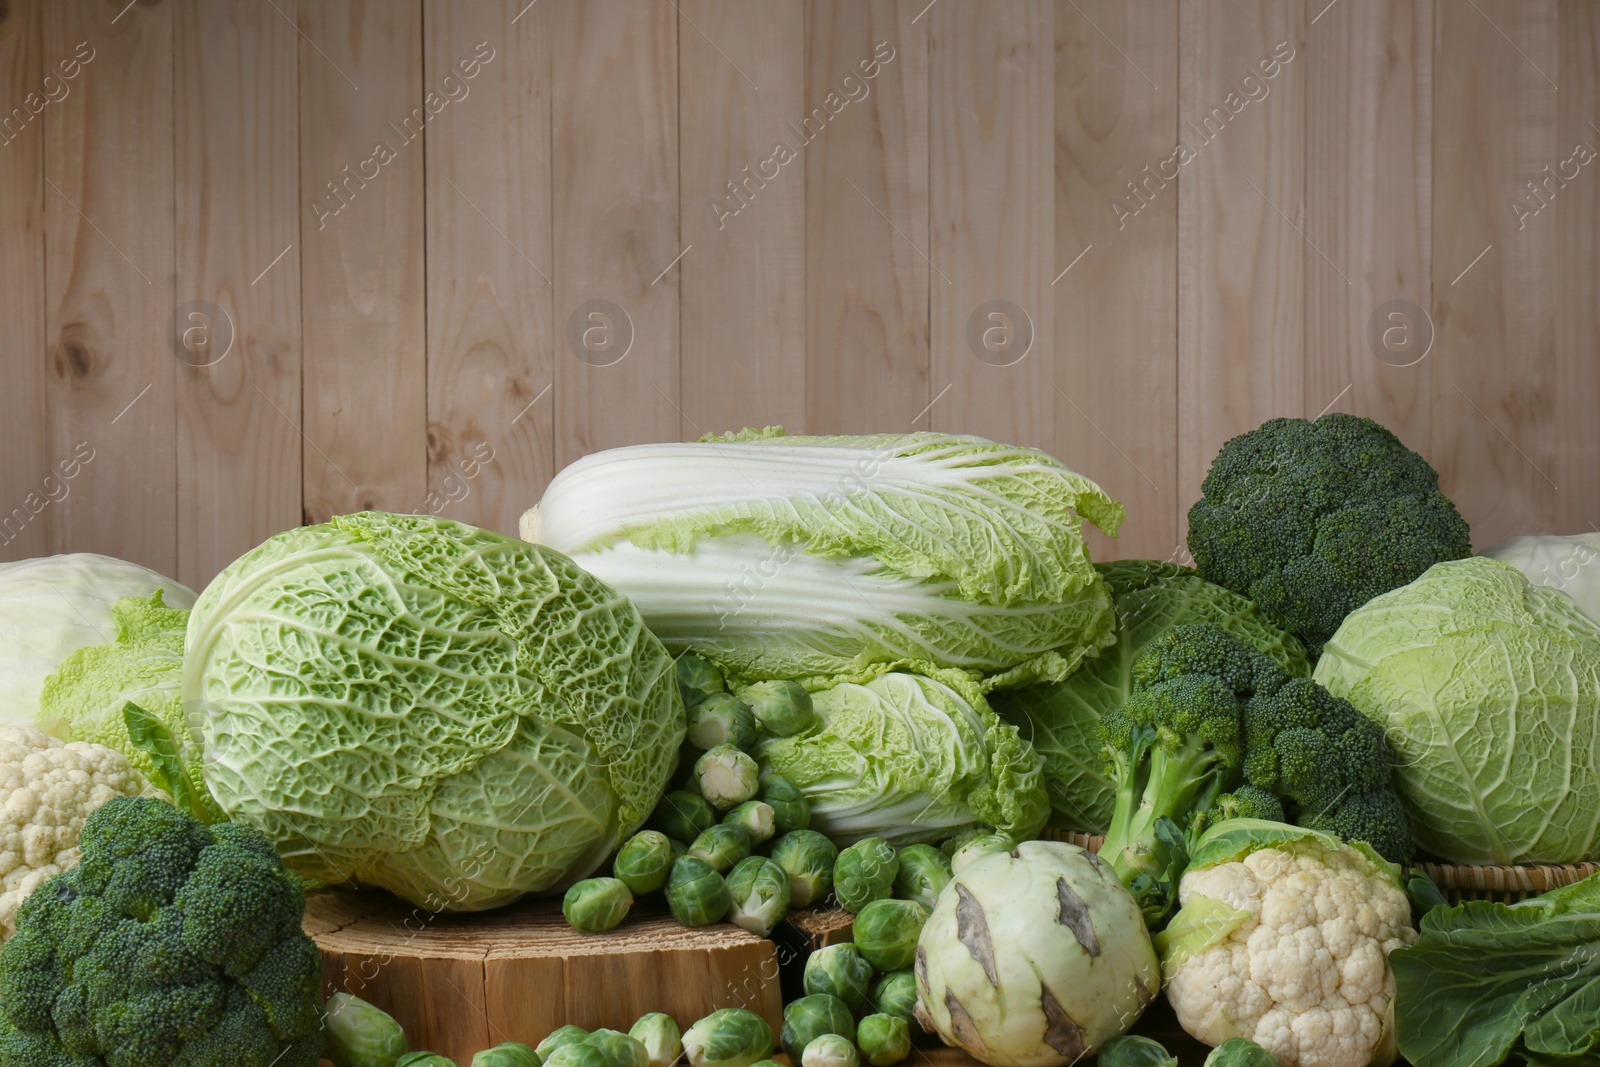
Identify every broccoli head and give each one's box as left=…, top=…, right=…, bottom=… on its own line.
left=1098, top=623, right=1412, bottom=925
left=1186, top=413, right=1472, bottom=656
left=0, top=796, right=325, bottom=1067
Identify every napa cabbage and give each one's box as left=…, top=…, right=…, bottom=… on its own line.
left=1315, top=556, right=1600, bottom=865
left=521, top=429, right=1123, bottom=690
left=183, top=512, right=685, bottom=911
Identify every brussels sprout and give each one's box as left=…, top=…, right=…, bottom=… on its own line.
left=780, top=995, right=856, bottom=1061
left=689, top=693, right=759, bottom=751
left=397, top=1055, right=459, bottom=1067
left=723, top=855, right=793, bottom=937
left=544, top=1046, right=610, bottom=1067
left=949, top=832, right=1015, bottom=872
left=666, top=855, right=733, bottom=927
left=651, top=790, right=718, bottom=844
left=852, top=899, right=928, bottom=972
left=628, top=1013, right=683, bottom=1067
left=892, top=844, right=951, bottom=911
left=867, top=971, right=919, bottom=1024
left=738, top=680, right=818, bottom=737
left=472, top=1043, right=541, bottom=1067
left=682, top=1008, right=774, bottom=1067
left=613, top=830, right=676, bottom=894
left=694, top=745, right=761, bottom=809
left=758, top=774, right=811, bottom=834
left=688, top=823, right=753, bottom=873
left=536, top=1026, right=592, bottom=1060
left=563, top=877, right=633, bottom=933
left=586, top=1030, right=649, bottom=1067
left=802, top=943, right=873, bottom=1012
left=1099, top=1035, right=1178, bottom=1067
left=677, top=652, right=726, bottom=705
left=939, top=827, right=989, bottom=857
left=854, top=1015, right=909, bottom=1067
left=324, top=991, right=408, bottom=1067
left=832, top=837, right=898, bottom=913
left=801, top=1034, right=859, bottom=1067
left=1203, top=1038, right=1281, bottom=1067
left=722, top=800, right=776, bottom=844
left=769, top=830, right=839, bottom=908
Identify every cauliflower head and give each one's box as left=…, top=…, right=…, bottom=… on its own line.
left=1158, top=821, right=1416, bottom=1067
left=0, top=725, right=156, bottom=940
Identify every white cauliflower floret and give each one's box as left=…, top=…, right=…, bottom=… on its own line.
left=1163, top=842, right=1417, bottom=1067
left=0, top=725, right=156, bottom=939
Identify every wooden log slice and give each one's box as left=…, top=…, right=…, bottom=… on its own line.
left=305, top=890, right=782, bottom=1065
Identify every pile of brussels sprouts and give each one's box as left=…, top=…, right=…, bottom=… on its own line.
left=325, top=992, right=546, bottom=1067
left=564, top=655, right=831, bottom=938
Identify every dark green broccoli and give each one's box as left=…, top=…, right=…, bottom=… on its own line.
left=0, top=796, right=325, bottom=1067
left=1098, top=623, right=1412, bottom=924
left=1186, top=413, right=1472, bottom=656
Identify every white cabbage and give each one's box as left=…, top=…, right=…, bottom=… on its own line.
left=1480, top=532, right=1600, bottom=626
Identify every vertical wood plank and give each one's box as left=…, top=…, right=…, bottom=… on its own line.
left=549, top=1, right=679, bottom=464
left=1431, top=0, right=1561, bottom=545
left=43, top=0, right=176, bottom=574
left=1176, top=0, right=1305, bottom=536
left=805, top=0, right=930, bottom=433
left=298, top=0, right=427, bottom=523
left=174, top=0, right=301, bottom=587
left=679, top=0, right=807, bottom=437
left=1553, top=0, right=1600, bottom=534
left=1304, top=0, right=1432, bottom=454
left=424, top=0, right=554, bottom=534
left=1055, top=0, right=1179, bottom=560
left=0, top=0, right=47, bottom=560
left=929, top=0, right=1053, bottom=451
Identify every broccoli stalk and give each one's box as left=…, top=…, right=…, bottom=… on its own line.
left=1102, top=725, right=1230, bottom=888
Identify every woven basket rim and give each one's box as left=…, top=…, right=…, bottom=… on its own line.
left=1040, top=829, right=1600, bottom=892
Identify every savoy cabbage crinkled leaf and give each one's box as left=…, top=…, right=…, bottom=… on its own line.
left=751, top=668, right=1049, bottom=845
left=522, top=431, right=1123, bottom=690
left=183, top=512, right=685, bottom=911
left=989, top=561, right=1311, bottom=834
left=1392, top=872, right=1600, bottom=1067
left=1316, top=556, right=1600, bottom=865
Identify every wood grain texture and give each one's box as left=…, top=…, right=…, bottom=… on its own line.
left=298, top=0, right=427, bottom=523
left=1303, top=0, right=1432, bottom=453
left=1431, top=0, right=1563, bottom=546
left=173, top=0, right=301, bottom=588
left=0, top=0, right=47, bottom=559
left=424, top=0, right=554, bottom=536
left=1054, top=0, right=1180, bottom=561
left=42, top=0, right=176, bottom=574
left=1176, top=0, right=1305, bottom=538
left=930, top=0, right=1053, bottom=450
left=679, top=0, right=807, bottom=438
left=805, top=0, right=931, bottom=433
left=548, top=0, right=680, bottom=464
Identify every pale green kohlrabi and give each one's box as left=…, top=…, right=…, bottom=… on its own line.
left=1480, top=532, right=1600, bottom=626
left=753, top=670, right=1048, bottom=846
left=520, top=430, right=1124, bottom=691
left=0, top=553, right=194, bottom=726
left=989, top=561, right=1310, bottom=834
left=1315, top=556, right=1600, bottom=865
left=183, top=512, right=686, bottom=911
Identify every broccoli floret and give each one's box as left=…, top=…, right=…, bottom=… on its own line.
left=1186, top=413, right=1472, bottom=656
left=1099, top=623, right=1413, bottom=925
left=0, top=796, right=325, bottom=1067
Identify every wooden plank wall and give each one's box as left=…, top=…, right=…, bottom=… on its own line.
left=0, top=0, right=1596, bottom=584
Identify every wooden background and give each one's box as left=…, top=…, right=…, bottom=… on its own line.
left=1, top=0, right=1596, bottom=588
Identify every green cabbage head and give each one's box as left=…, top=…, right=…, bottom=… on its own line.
left=1315, top=556, right=1600, bottom=865
left=183, top=512, right=685, bottom=911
